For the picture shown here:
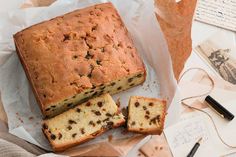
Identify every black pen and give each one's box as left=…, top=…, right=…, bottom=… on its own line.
left=187, top=137, right=202, bottom=157
left=205, top=95, right=234, bottom=121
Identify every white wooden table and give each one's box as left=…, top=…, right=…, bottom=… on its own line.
left=0, top=1, right=235, bottom=156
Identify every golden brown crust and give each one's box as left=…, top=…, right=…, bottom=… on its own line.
left=127, top=128, right=163, bottom=135
left=14, top=2, right=145, bottom=115
left=14, top=38, right=45, bottom=113
left=130, top=96, right=167, bottom=104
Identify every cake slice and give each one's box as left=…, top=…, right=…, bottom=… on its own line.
left=127, top=96, right=166, bottom=135
left=42, top=93, right=125, bottom=152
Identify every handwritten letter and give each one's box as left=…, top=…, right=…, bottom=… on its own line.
left=195, top=0, right=236, bottom=31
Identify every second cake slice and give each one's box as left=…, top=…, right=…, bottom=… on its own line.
left=42, top=93, right=125, bottom=151
left=127, top=96, right=166, bottom=135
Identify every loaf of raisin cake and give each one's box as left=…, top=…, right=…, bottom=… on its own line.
left=127, top=96, right=166, bottom=135
left=42, top=93, right=125, bottom=151
left=13, top=2, right=146, bottom=117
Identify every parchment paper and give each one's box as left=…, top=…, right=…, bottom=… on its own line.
left=0, top=0, right=178, bottom=151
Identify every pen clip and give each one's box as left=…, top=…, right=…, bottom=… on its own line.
left=206, top=101, right=225, bottom=118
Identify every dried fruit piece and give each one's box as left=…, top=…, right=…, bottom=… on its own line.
left=86, top=102, right=91, bottom=106
left=149, top=102, right=154, bottom=106
left=110, top=82, right=116, bottom=86
left=43, top=123, right=48, bottom=129
left=128, top=78, right=133, bottom=83
left=89, top=121, right=96, bottom=127
left=145, top=115, right=150, bottom=119
left=72, top=133, right=77, bottom=138
left=50, top=134, right=56, bottom=140
left=58, top=133, right=62, bottom=140
left=135, top=102, right=140, bottom=107
left=129, top=83, right=135, bottom=87
left=80, top=128, right=85, bottom=134
left=143, top=106, right=147, bottom=110
left=68, top=119, right=77, bottom=124
left=97, top=102, right=103, bottom=107
left=106, top=113, right=112, bottom=117
left=67, top=126, right=72, bottom=130
left=94, top=111, right=101, bottom=116
left=67, top=103, right=73, bottom=107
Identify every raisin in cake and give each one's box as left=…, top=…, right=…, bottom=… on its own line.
left=13, top=2, right=146, bottom=117
left=42, top=93, right=125, bottom=151
left=127, top=96, right=166, bottom=135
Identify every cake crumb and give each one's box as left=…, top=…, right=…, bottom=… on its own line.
left=18, top=117, right=24, bottom=123
left=29, top=116, right=34, bottom=120
left=116, top=98, right=121, bottom=108
left=121, top=107, right=128, bottom=120
left=108, top=135, right=113, bottom=142
left=121, top=128, right=128, bottom=135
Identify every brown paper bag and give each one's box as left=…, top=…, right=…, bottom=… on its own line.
left=0, top=0, right=197, bottom=156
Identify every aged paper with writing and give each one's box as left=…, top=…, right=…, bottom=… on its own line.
left=195, top=0, right=236, bottom=32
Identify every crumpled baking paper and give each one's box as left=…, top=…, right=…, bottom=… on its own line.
left=0, top=0, right=179, bottom=151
